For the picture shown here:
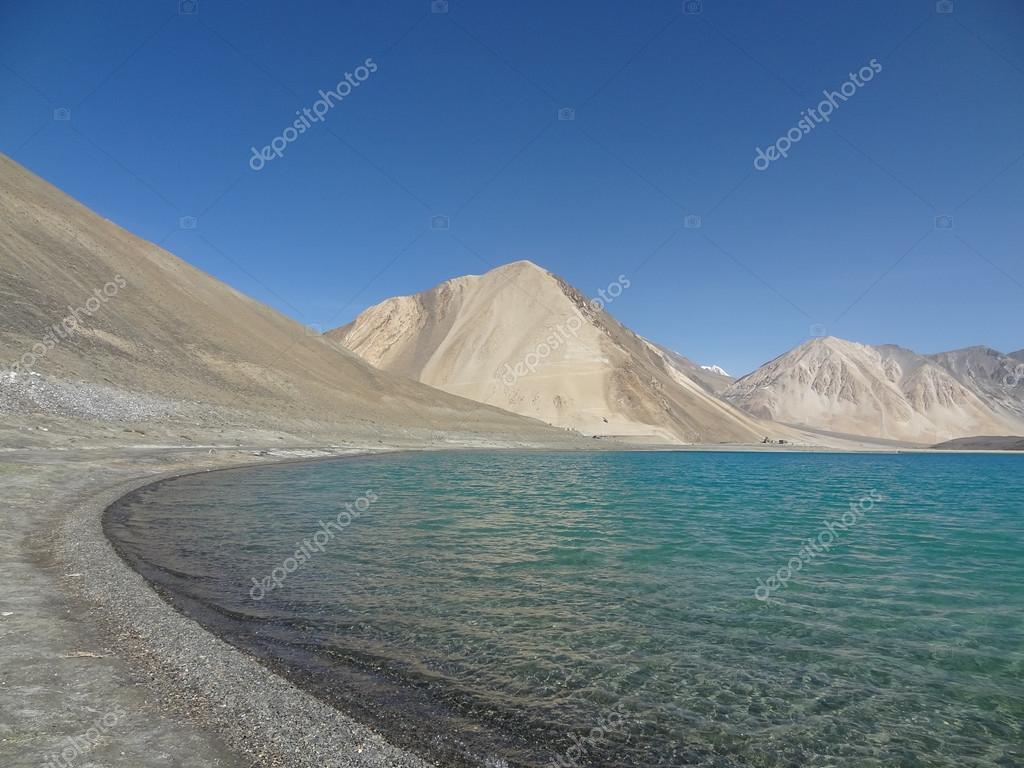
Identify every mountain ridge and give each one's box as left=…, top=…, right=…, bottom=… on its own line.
left=926, top=345, right=1024, bottom=423
left=330, top=261, right=786, bottom=444
left=724, top=336, right=1024, bottom=443
left=0, top=154, right=578, bottom=446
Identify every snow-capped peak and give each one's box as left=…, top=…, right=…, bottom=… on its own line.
left=700, top=364, right=731, bottom=377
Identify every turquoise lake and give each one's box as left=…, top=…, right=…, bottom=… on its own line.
left=105, top=451, right=1024, bottom=767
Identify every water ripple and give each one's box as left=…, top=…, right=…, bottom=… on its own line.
left=106, top=451, right=1024, bottom=767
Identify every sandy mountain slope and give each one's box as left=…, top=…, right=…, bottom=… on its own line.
left=1010, top=350, right=1024, bottom=362
left=927, top=346, right=1024, bottom=423
left=329, top=261, right=779, bottom=444
left=645, top=342, right=734, bottom=395
left=724, top=337, right=1022, bottom=443
left=933, top=436, right=1024, bottom=451
left=0, top=154, right=579, bottom=446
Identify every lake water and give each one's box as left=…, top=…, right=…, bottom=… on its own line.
left=105, top=451, right=1024, bottom=767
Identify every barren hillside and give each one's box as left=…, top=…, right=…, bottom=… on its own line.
left=330, top=261, right=782, bottom=444
left=0, top=154, right=578, bottom=447
left=725, top=337, right=1022, bottom=443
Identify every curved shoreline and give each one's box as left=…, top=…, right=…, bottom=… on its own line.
left=51, top=443, right=893, bottom=768
left=59, top=448, right=437, bottom=768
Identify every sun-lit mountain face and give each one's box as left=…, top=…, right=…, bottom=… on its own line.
left=725, top=337, right=1024, bottom=443
left=0, top=154, right=576, bottom=446
left=330, top=260, right=777, bottom=444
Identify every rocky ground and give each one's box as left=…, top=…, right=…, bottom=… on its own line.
left=931, top=435, right=1024, bottom=450
left=1, top=442, right=539, bottom=768
left=0, top=399, right=985, bottom=768
left=1, top=371, right=198, bottom=423
left=1, top=449, right=251, bottom=767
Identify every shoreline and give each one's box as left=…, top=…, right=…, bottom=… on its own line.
left=60, top=446, right=442, bottom=768
left=92, top=444, right=1024, bottom=768
left=11, top=440, right=623, bottom=768
left=6, top=442, right=1020, bottom=767
left=0, top=444, right=445, bottom=768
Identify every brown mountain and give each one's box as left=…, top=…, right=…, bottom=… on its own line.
left=724, top=337, right=1023, bottom=443
left=927, top=346, right=1024, bottom=424
left=329, top=261, right=781, bottom=444
left=0, top=154, right=577, bottom=447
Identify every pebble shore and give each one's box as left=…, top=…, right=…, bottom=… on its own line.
left=2, top=446, right=436, bottom=768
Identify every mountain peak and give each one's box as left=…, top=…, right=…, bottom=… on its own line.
left=700, top=364, right=731, bottom=377
left=795, top=335, right=868, bottom=357
left=725, top=335, right=1024, bottom=443
left=491, top=259, right=549, bottom=276
left=332, top=264, right=770, bottom=444
left=0, top=153, right=568, bottom=444
left=936, top=344, right=1003, bottom=357
left=804, top=335, right=856, bottom=348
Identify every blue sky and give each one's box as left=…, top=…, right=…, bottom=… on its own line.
left=2, top=0, right=1022, bottom=376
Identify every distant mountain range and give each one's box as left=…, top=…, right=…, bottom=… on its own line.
left=724, top=337, right=1024, bottom=443
left=3, top=152, right=1018, bottom=450
left=333, top=263, right=1024, bottom=446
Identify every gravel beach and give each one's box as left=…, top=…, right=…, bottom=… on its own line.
left=0, top=437, right=1002, bottom=768
left=0, top=444, right=447, bottom=768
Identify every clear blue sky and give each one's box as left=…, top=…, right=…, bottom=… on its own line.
left=2, top=0, right=1022, bottom=376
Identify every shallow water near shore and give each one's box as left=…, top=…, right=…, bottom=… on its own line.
left=106, top=451, right=1024, bottom=767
